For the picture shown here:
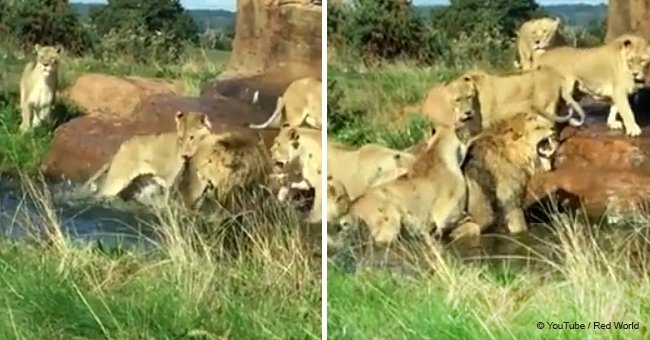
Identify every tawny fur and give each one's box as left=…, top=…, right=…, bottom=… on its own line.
left=180, top=130, right=272, bottom=209
left=462, top=66, right=585, bottom=128
left=514, top=17, right=563, bottom=71
left=340, top=126, right=468, bottom=246
left=536, top=33, right=650, bottom=137
left=453, top=112, right=557, bottom=239
left=85, top=111, right=213, bottom=199
left=19, top=44, right=62, bottom=133
left=249, top=77, right=322, bottom=129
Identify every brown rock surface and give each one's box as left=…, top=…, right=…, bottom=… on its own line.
left=223, top=0, right=321, bottom=79
left=202, top=0, right=322, bottom=119
left=65, top=73, right=181, bottom=118
left=526, top=123, right=650, bottom=219
left=606, top=0, right=650, bottom=42
left=41, top=95, right=279, bottom=182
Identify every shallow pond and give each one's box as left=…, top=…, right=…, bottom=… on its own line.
left=0, top=177, right=160, bottom=249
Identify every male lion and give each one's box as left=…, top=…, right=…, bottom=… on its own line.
left=180, top=131, right=272, bottom=210
left=339, top=126, right=468, bottom=245
left=514, top=17, right=562, bottom=71
left=85, top=111, right=213, bottom=199
left=462, top=66, right=585, bottom=128
left=455, top=112, right=557, bottom=238
left=19, top=44, right=62, bottom=133
left=249, top=77, right=322, bottom=130
left=536, top=33, right=650, bottom=137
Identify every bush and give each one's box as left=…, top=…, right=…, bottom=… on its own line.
left=89, top=0, right=199, bottom=63
left=0, top=0, right=95, bottom=55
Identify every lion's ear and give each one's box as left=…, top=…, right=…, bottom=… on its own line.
left=175, top=111, right=185, bottom=124
left=201, top=113, right=212, bottom=130
left=623, top=39, right=632, bottom=49
left=55, top=45, right=64, bottom=54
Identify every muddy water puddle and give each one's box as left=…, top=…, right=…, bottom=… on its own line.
left=0, top=178, right=160, bottom=249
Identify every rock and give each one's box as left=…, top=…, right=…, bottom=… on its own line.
left=202, top=64, right=322, bottom=116
left=606, top=0, right=650, bottom=42
left=201, top=0, right=322, bottom=119
left=526, top=122, right=650, bottom=219
left=41, top=95, right=280, bottom=183
left=223, top=0, right=321, bottom=79
left=65, top=73, right=181, bottom=118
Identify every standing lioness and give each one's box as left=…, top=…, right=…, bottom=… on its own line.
left=249, top=77, right=322, bottom=129
left=537, top=33, right=650, bottom=137
left=19, top=44, right=62, bottom=133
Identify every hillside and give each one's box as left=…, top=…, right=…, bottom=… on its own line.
left=415, top=3, right=606, bottom=27
left=70, top=3, right=236, bottom=31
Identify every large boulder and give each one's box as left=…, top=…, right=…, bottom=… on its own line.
left=526, top=123, right=650, bottom=219
left=41, top=94, right=279, bottom=182
left=65, top=73, right=181, bottom=118
left=202, top=0, right=322, bottom=118
left=223, top=0, right=321, bottom=79
left=606, top=0, right=650, bottom=42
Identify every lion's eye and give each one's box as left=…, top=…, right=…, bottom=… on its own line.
left=189, top=136, right=194, bottom=141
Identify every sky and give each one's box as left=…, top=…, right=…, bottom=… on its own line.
left=72, top=0, right=606, bottom=11
left=413, top=0, right=606, bottom=4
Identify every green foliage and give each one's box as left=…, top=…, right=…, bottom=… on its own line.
left=431, top=0, right=541, bottom=40
left=88, top=0, right=199, bottom=63
left=0, top=0, right=96, bottom=55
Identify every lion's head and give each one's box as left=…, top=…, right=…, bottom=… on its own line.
left=522, top=17, right=561, bottom=53
left=34, top=44, right=63, bottom=76
left=175, top=111, right=213, bottom=159
left=443, top=74, right=479, bottom=125
left=326, top=176, right=351, bottom=221
left=613, top=34, right=650, bottom=83
left=270, top=124, right=303, bottom=168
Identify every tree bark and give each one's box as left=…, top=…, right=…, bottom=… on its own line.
left=606, top=0, right=650, bottom=41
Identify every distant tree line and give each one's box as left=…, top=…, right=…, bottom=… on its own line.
left=0, top=0, right=235, bottom=63
left=328, top=0, right=607, bottom=67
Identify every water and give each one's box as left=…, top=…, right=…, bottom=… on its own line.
left=0, top=178, right=161, bottom=250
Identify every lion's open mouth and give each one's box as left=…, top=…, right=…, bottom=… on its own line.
left=536, top=134, right=558, bottom=158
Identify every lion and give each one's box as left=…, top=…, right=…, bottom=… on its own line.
left=338, top=126, right=468, bottom=245
left=326, top=175, right=351, bottom=222
left=421, top=74, right=479, bottom=129
left=19, top=44, right=62, bottom=133
left=514, top=17, right=563, bottom=71
left=249, top=76, right=322, bottom=130
left=270, top=125, right=323, bottom=223
left=452, top=112, right=557, bottom=239
left=461, top=65, right=586, bottom=128
left=179, top=130, right=272, bottom=210
left=536, top=33, right=650, bottom=137
left=84, top=111, right=213, bottom=199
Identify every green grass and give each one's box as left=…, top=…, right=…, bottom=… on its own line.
left=0, top=179, right=321, bottom=339
left=0, top=47, right=230, bottom=175
left=328, top=220, right=650, bottom=339
left=327, top=52, right=650, bottom=340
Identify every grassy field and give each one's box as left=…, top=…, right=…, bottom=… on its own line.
left=0, top=47, right=322, bottom=338
left=326, top=58, right=650, bottom=339
left=0, top=47, right=229, bottom=175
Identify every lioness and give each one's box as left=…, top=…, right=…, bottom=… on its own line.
left=421, top=74, right=479, bottom=128
left=85, top=111, right=213, bottom=199
left=270, top=125, right=324, bottom=223
left=537, top=33, right=650, bottom=137
left=249, top=77, right=322, bottom=130
left=339, top=126, right=468, bottom=245
left=19, top=44, right=62, bottom=133
left=457, top=112, right=557, bottom=237
left=514, top=17, right=562, bottom=71
left=462, top=66, right=585, bottom=128
left=180, top=131, right=271, bottom=209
